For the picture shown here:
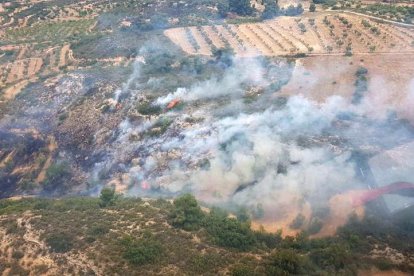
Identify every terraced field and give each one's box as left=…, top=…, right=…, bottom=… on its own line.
left=165, top=12, right=414, bottom=56
left=2, top=19, right=96, bottom=44
left=0, top=44, right=76, bottom=101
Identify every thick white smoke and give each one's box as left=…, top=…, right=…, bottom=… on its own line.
left=156, top=95, right=357, bottom=208
left=156, top=57, right=265, bottom=104
left=96, top=51, right=414, bottom=231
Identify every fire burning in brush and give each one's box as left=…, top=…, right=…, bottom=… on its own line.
left=166, top=99, right=181, bottom=110
left=141, top=181, right=151, bottom=190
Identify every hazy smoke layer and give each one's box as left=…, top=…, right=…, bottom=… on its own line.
left=156, top=58, right=264, bottom=104
left=96, top=53, right=414, bottom=218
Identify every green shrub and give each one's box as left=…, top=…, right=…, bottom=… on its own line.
left=146, top=117, right=173, bottom=137
left=121, top=235, right=163, bottom=266
left=189, top=253, right=223, bottom=274
left=12, top=250, right=24, bottom=259
left=87, top=223, right=110, bottom=237
left=169, top=194, right=204, bottom=231
left=231, top=263, right=257, bottom=276
left=309, top=244, right=352, bottom=270
left=309, top=3, right=316, bottom=12
left=264, top=249, right=309, bottom=275
left=136, top=102, right=162, bottom=115
left=45, top=232, right=74, bottom=253
left=203, top=208, right=256, bottom=250
left=355, top=66, right=368, bottom=77
left=99, top=187, right=116, bottom=207
left=42, top=162, right=71, bottom=191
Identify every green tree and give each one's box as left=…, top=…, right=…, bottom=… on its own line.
left=169, top=194, right=204, bottom=231
left=265, top=249, right=309, bottom=275
left=217, top=1, right=230, bottom=17
left=236, top=207, right=250, bottom=223
left=99, top=187, right=116, bottom=207
left=212, top=47, right=234, bottom=66
left=262, top=0, right=280, bottom=19
left=229, top=0, right=255, bottom=16
left=204, top=208, right=256, bottom=250
left=121, top=234, right=163, bottom=266
left=42, top=162, right=71, bottom=191
left=309, top=3, right=316, bottom=12
left=310, top=244, right=352, bottom=270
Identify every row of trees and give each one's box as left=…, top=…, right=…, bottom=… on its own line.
left=218, top=0, right=304, bottom=19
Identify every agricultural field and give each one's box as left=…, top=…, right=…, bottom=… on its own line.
left=165, top=12, right=414, bottom=56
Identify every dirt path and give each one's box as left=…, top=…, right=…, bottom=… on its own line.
left=0, top=150, right=16, bottom=168
left=58, top=44, right=70, bottom=68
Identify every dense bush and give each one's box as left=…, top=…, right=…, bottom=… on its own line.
left=143, top=52, right=176, bottom=74
left=310, top=243, right=353, bottom=271
left=212, top=47, right=234, bottom=67
left=283, top=4, right=304, bottom=16
left=262, top=0, right=280, bottom=19
left=169, top=194, right=205, bottom=231
left=229, top=0, right=255, bottom=16
left=121, top=234, right=163, bottom=266
left=355, top=66, right=368, bottom=77
left=352, top=67, right=368, bottom=104
left=42, top=162, right=71, bottom=191
left=309, top=3, right=316, bottom=12
left=45, top=232, right=74, bottom=253
left=203, top=208, right=257, bottom=250
left=136, top=102, right=162, bottom=115
left=99, top=187, right=117, bottom=207
left=264, top=249, right=310, bottom=275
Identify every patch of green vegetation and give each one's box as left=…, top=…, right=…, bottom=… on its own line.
left=45, top=232, right=74, bottom=253
left=99, top=187, right=117, bottom=207
left=0, top=195, right=414, bottom=274
left=361, top=4, right=414, bottom=24
left=188, top=252, right=225, bottom=274
left=204, top=208, right=256, bottom=250
left=264, top=249, right=310, bottom=275
left=146, top=117, right=173, bottom=137
left=5, top=19, right=96, bottom=44
left=121, top=233, right=163, bottom=266
left=136, top=102, right=162, bottom=115
left=352, top=66, right=368, bottom=104
left=169, top=193, right=204, bottom=231
left=42, top=162, right=72, bottom=191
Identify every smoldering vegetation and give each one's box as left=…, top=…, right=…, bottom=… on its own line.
left=1, top=41, right=414, bottom=236
left=85, top=45, right=414, bottom=222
